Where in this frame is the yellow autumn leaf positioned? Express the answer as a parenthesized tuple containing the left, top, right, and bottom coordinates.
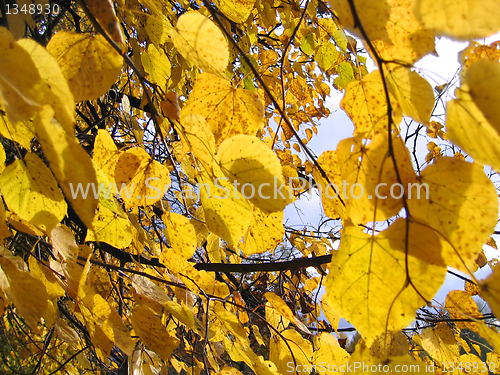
(0, 27, 45, 124)
(407, 157, 498, 273)
(264, 292, 311, 334)
(34, 106, 98, 229)
(0, 200, 12, 241)
(85, 203, 133, 249)
(49, 225, 85, 298)
(446, 87, 500, 173)
(313, 333, 350, 375)
(270, 329, 313, 374)
(328, 0, 392, 43)
(78, 258, 135, 357)
(414, 323, 459, 366)
(413, 0, 500, 40)
(214, 0, 255, 22)
(0, 137, 7, 173)
(321, 295, 341, 332)
(217, 134, 294, 213)
(466, 60, 500, 129)
(17, 39, 75, 134)
(341, 70, 402, 136)
(199, 167, 254, 248)
(28, 256, 65, 300)
(369, 331, 409, 358)
(480, 266, 500, 321)
(163, 300, 197, 330)
(325, 219, 446, 346)
(177, 113, 216, 172)
(445, 290, 483, 330)
(85, 0, 125, 46)
(145, 15, 172, 46)
(180, 267, 231, 299)
(180, 73, 264, 145)
(114, 147, 171, 208)
(371, 0, 435, 65)
(131, 305, 180, 361)
(213, 304, 249, 346)
(0, 255, 48, 332)
(386, 66, 434, 125)
(313, 152, 345, 220)
(46, 32, 123, 101)
(443, 60, 500, 173)
(0, 109, 35, 149)
(0, 152, 66, 234)
(336, 133, 417, 224)
(171, 12, 229, 76)
(141, 44, 171, 89)
(162, 211, 197, 260)
(93, 129, 121, 181)
(242, 206, 284, 256)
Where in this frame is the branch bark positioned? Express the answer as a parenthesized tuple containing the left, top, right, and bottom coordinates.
(194, 254, 332, 272)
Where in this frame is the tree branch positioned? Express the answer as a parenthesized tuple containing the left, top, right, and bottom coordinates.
(194, 254, 332, 272)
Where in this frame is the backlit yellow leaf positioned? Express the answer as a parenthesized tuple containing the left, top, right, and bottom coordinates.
(162, 211, 197, 260)
(446, 85, 500, 173)
(85, 203, 133, 249)
(171, 12, 229, 76)
(28, 256, 65, 300)
(214, 0, 255, 22)
(479, 267, 500, 324)
(0, 27, 45, 124)
(313, 152, 345, 220)
(371, 0, 435, 65)
(131, 305, 180, 361)
(199, 167, 253, 247)
(93, 129, 121, 181)
(242, 206, 284, 256)
(180, 73, 264, 145)
(114, 147, 171, 208)
(270, 329, 313, 373)
(141, 44, 171, 89)
(329, 0, 392, 43)
(0, 255, 48, 331)
(145, 15, 172, 46)
(0, 110, 35, 149)
(46, 32, 123, 101)
(386, 66, 434, 124)
(85, 0, 125, 46)
(325, 219, 446, 346)
(341, 70, 402, 136)
(78, 259, 135, 357)
(217, 134, 294, 213)
(313, 333, 350, 375)
(445, 290, 483, 330)
(214, 304, 249, 346)
(17, 39, 75, 134)
(414, 0, 500, 40)
(164, 300, 197, 330)
(264, 292, 311, 334)
(415, 323, 459, 366)
(407, 157, 498, 273)
(34, 106, 98, 229)
(336, 133, 417, 224)
(466, 61, 500, 130)
(0, 152, 66, 233)
(0, 200, 12, 241)
(178, 113, 216, 172)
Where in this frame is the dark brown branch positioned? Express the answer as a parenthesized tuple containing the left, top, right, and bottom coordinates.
(194, 254, 332, 272)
